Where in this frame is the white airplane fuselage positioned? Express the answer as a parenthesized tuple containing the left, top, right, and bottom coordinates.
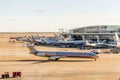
(27, 45, 99, 61)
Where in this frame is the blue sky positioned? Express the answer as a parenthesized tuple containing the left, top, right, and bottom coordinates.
(0, 0, 120, 32)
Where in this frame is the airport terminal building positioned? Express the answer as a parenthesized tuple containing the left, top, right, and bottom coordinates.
(62, 25, 120, 41)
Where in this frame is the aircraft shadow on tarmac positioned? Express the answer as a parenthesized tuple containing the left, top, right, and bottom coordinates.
(0, 59, 94, 64)
(32, 60, 94, 64)
(13, 59, 94, 64)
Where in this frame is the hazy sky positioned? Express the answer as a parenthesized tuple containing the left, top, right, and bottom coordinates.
(0, 0, 120, 32)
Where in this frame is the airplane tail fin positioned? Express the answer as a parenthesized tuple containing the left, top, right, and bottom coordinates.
(25, 44, 38, 54)
(85, 40, 90, 46)
(82, 35, 85, 41)
(114, 33, 120, 46)
(96, 36, 100, 43)
(115, 33, 120, 41)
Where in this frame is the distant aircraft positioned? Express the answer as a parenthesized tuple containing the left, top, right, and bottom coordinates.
(95, 33, 120, 48)
(26, 44, 99, 61)
(10, 36, 26, 41)
(33, 35, 65, 45)
(85, 40, 97, 47)
(57, 40, 85, 48)
(56, 35, 86, 48)
(85, 33, 120, 48)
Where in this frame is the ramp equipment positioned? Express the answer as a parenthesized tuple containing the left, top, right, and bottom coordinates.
(1, 71, 21, 79)
(13, 72, 21, 78)
(1, 72, 9, 78)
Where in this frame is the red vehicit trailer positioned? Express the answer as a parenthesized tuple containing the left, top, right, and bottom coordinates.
(13, 72, 21, 78)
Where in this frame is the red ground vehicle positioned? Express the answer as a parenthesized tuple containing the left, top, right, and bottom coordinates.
(1, 72, 9, 78)
(13, 72, 21, 78)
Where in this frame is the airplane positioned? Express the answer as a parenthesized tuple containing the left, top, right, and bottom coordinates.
(33, 35, 65, 46)
(94, 33, 120, 48)
(56, 35, 86, 48)
(85, 40, 97, 47)
(85, 39, 106, 48)
(28, 35, 85, 48)
(10, 36, 26, 41)
(21, 35, 42, 43)
(85, 33, 120, 53)
(85, 33, 119, 48)
(10, 36, 26, 39)
(57, 40, 85, 48)
(26, 44, 99, 61)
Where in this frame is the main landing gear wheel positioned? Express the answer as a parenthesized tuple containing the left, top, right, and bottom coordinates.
(55, 58, 59, 61)
(48, 58, 60, 61)
(94, 58, 97, 61)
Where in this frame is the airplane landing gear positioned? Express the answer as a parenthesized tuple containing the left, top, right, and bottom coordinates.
(48, 57, 60, 61)
(54, 58, 59, 61)
(94, 58, 97, 61)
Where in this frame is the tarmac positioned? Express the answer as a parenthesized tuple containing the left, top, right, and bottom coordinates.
(0, 34, 120, 80)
